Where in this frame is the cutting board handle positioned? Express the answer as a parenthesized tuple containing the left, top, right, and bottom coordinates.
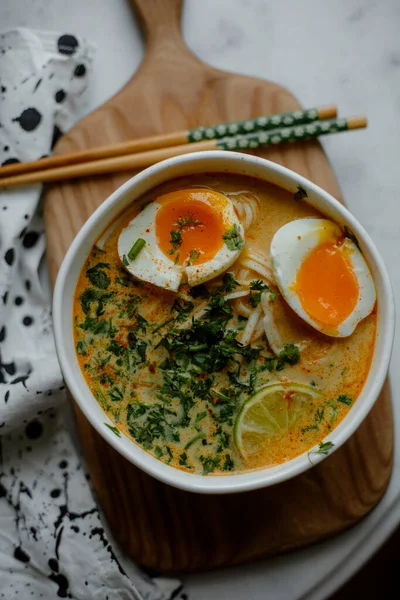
(129, 0, 184, 47)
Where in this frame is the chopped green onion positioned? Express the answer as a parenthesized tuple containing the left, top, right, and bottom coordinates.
(188, 343, 208, 352)
(128, 238, 146, 261)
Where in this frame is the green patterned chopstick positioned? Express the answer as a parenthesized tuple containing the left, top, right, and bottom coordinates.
(214, 115, 367, 151)
(187, 105, 337, 142)
(0, 115, 367, 188)
(0, 105, 337, 180)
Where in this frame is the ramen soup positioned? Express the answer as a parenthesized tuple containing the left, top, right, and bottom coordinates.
(73, 174, 377, 476)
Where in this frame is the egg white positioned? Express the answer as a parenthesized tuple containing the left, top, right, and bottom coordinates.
(270, 218, 376, 337)
(118, 194, 244, 291)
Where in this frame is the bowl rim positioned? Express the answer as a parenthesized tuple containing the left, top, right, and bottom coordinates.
(53, 150, 395, 494)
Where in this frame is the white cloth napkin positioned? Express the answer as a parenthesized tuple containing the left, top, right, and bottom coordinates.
(0, 28, 187, 600)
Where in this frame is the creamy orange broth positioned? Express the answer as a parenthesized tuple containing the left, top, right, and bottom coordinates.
(73, 174, 376, 475)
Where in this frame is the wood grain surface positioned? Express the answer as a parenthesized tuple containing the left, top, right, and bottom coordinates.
(43, 0, 393, 573)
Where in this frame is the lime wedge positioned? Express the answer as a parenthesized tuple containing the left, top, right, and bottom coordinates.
(234, 383, 322, 457)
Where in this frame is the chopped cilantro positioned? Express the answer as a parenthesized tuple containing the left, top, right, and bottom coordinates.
(79, 316, 117, 337)
(343, 226, 361, 251)
(168, 229, 183, 256)
(128, 331, 147, 362)
(108, 386, 124, 402)
(154, 446, 163, 459)
(249, 279, 269, 307)
(308, 440, 335, 464)
(80, 288, 113, 317)
(171, 297, 194, 322)
(104, 423, 121, 437)
(222, 454, 234, 471)
(187, 249, 200, 265)
(278, 343, 300, 366)
(222, 223, 244, 251)
(200, 455, 220, 475)
(294, 185, 308, 201)
(336, 394, 353, 406)
(115, 274, 132, 287)
(165, 446, 173, 463)
(221, 272, 239, 293)
(127, 403, 175, 449)
(315, 441, 335, 455)
(179, 451, 189, 467)
(134, 312, 148, 332)
(76, 340, 87, 356)
(195, 411, 207, 424)
(86, 263, 111, 289)
(174, 214, 202, 228)
(249, 280, 279, 307)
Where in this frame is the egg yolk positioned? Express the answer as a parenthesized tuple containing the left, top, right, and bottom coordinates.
(155, 189, 226, 265)
(294, 241, 359, 328)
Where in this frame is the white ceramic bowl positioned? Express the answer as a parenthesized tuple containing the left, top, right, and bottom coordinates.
(53, 151, 395, 494)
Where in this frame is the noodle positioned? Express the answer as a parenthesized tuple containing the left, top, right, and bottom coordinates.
(225, 190, 260, 232)
(178, 302, 208, 329)
(234, 298, 252, 317)
(239, 257, 274, 283)
(250, 313, 265, 343)
(241, 305, 263, 346)
(261, 293, 305, 355)
(224, 290, 250, 301)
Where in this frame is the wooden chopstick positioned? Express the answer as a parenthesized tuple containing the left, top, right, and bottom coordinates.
(0, 116, 367, 189)
(0, 105, 337, 178)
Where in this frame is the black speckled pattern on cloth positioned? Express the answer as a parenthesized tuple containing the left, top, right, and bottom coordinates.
(0, 29, 186, 600)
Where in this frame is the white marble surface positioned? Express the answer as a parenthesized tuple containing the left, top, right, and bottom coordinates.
(1, 0, 400, 598)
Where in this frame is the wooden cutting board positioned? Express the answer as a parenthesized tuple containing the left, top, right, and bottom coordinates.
(43, 0, 393, 573)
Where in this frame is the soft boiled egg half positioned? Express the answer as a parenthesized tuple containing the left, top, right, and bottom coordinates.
(118, 188, 244, 291)
(270, 218, 376, 337)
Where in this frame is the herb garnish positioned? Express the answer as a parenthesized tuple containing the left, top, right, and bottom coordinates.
(343, 226, 361, 251)
(168, 229, 183, 257)
(249, 279, 279, 307)
(222, 223, 244, 251)
(222, 454, 234, 471)
(168, 213, 203, 259)
(294, 185, 308, 202)
(108, 386, 124, 402)
(336, 394, 353, 406)
(127, 403, 176, 450)
(105, 423, 121, 437)
(308, 440, 335, 464)
(76, 340, 87, 356)
(80, 288, 113, 317)
(315, 441, 335, 455)
(86, 263, 111, 289)
(174, 214, 202, 228)
(128, 238, 146, 261)
(277, 343, 300, 366)
(200, 455, 220, 475)
(154, 446, 163, 458)
(220, 272, 239, 293)
(179, 451, 189, 467)
(187, 249, 200, 265)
